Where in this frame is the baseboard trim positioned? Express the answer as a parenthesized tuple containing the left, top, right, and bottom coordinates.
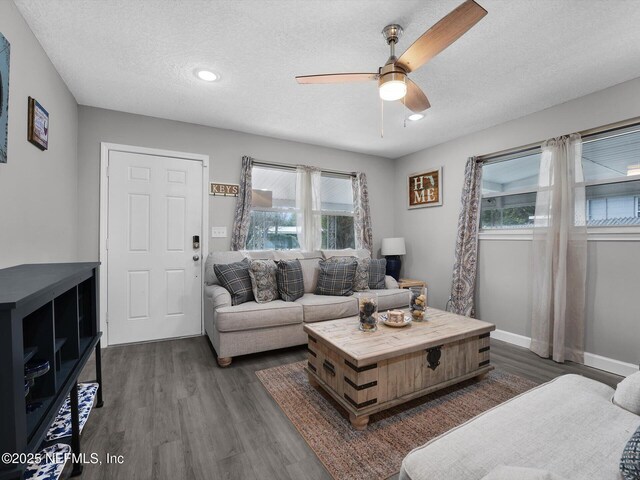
(583, 352, 638, 377)
(491, 329, 638, 377)
(491, 329, 531, 349)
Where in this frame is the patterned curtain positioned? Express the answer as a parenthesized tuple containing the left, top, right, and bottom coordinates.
(230, 156, 253, 251)
(450, 157, 483, 317)
(352, 172, 373, 252)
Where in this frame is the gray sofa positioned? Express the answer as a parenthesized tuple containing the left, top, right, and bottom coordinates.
(400, 374, 640, 480)
(203, 249, 410, 367)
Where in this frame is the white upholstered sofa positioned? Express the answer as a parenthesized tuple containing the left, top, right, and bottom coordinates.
(400, 373, 640, 480)
(203, 249, 410, 367)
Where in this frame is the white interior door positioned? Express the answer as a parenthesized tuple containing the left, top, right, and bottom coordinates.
(107, 150, 203, 345)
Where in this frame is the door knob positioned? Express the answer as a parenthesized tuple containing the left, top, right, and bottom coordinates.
(193, 254, 200, 261)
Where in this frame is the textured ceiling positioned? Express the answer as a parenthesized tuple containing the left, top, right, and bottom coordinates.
(15, 0, 640, 159)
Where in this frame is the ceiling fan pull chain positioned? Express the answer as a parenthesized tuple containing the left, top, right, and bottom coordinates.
(380, 97, 384, 138)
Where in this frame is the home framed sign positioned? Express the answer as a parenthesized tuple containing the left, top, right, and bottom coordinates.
(407, 167, 443, 209)
(27, 96, 49, 151)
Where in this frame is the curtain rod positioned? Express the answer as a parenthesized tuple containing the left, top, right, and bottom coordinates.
(251, 159, 356, 177)
(476, 115, 640, 163)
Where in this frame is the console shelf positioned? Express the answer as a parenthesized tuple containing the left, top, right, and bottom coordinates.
(0, 263, 103, 480)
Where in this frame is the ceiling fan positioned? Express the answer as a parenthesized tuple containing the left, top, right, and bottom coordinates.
(295, 0, 487, 114)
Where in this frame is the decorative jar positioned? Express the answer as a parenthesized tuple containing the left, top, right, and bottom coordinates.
(410, 286, 427, 322)
(357, 292, 378, 332)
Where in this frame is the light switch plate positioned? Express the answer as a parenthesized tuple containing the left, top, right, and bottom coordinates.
(211, 227, 227, 238)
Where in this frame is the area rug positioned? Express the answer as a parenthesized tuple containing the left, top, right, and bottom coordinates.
(256, 361, 538, 480)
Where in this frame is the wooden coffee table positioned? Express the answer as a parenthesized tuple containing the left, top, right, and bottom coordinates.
(304, 308, 495, 430)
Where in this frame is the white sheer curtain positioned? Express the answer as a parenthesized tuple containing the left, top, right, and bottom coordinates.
(530, 134, 587, 363)
(296, 166, 322, 251)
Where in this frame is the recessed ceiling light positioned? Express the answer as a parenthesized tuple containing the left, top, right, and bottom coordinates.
(408, 113, 425, 122)
(196, 70, 219, 82)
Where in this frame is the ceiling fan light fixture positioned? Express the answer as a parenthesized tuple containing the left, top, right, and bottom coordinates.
(378, 72, 407, 101)
(408, 113, 425, 121)
(196, 70, 219, 82)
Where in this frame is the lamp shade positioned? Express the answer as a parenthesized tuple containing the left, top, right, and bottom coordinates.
(381, 237, 406, 256)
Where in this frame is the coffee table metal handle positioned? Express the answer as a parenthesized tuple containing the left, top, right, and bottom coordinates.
(323, 360, 336, 377)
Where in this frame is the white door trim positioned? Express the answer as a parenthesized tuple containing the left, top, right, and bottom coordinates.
(99, 142, 209, 347)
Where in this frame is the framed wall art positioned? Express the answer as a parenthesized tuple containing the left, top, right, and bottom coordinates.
(408, 167, 443, 209)
(0, 32, 9, 163)
(27, 96, 49, 151)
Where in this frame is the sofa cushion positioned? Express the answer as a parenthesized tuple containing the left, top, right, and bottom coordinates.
(300, 258, 321, 293)
(295, 294, 358, 323)
(276, 259, 305, 302)
(324, 256, 370, 292)
(205, 251, 246, 285)
(385, 275, 399, 289)
(400, 374, 640, 480)
(376, 288, 411, 311)
(621, 426, 640, 480)
(273, 249, 305, 260)
(248, 259, 279, 303)
(215, 300, 303, 332)
(369, 258, 387, 289)
(316, 259, 357, 296)
(614, 371, 640, 416)
(321, 248, 370, 259)
(481, 466, 568, 480)
(242, 250, 275, 260)
(214, 258, 254, 306)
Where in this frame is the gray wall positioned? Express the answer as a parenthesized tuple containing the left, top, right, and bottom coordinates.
(0, 1, 78, 268)
(394, 77, 640, 366)
(76, 106, 396, 260)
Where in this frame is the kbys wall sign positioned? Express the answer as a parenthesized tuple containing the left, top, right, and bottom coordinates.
(407, 167, 443, 209)
(210, 182, 239, 197)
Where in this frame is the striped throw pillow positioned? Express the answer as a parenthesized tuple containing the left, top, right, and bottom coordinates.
(368, 258, 387, 289)
(276, 259, 304, 302)
(315, 259, 357, 296)
(214, 258, 254, 306)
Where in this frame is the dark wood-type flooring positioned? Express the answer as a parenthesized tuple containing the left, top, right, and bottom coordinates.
(77, 336, 622, 480)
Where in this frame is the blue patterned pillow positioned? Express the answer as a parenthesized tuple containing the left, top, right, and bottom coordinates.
(276, 259, 304, 302)
(621, 426, 640, 480)
(316, 259, 357, 296)
(368, 258, 387, 289)
(214, 258, 254, 306)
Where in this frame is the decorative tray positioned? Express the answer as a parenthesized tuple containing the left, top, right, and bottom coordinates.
(380, 313, 412, 328)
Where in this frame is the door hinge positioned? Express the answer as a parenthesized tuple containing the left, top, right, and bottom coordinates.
(105, 237, 109, 250)
(105, 312, 109, 324)
(106, 164, 110, 177)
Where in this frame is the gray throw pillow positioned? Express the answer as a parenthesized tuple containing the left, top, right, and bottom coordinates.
(276, 259, 304, 302)
(316, 259, 357, 296)
(325, 256, 370, 292)
(368, 258, 387, 289)
(614, 371, 640, 415)
(621, 426, 640, 480)
(213, 258, 254, 306)
(248, 259, 279, 304)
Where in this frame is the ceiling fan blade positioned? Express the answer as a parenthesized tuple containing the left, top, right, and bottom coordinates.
(396, 0, 487, 73)
(404, 79, 431, 113)
(296, 73, 378, 84)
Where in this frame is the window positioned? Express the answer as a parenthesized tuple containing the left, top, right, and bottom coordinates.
(582, 125, 640, 226)
(320, 174, 355, 249)
(246, 165, 355, 250)
(480, 123, 640, 230)
(246, 166, 298, 250)
(480, 152, 540, 229)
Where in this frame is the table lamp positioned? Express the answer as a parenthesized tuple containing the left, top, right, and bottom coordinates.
(381, 237, 406, 281)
